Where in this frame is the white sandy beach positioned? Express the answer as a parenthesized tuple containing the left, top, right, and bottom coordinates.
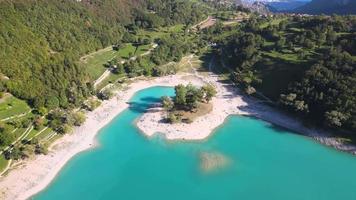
(138, 69, 356, 153)
(136, 72, 249, 140)
(0, 68, 355, 200)
(137, 68, 356, 154)
(0, 73, 206, 200)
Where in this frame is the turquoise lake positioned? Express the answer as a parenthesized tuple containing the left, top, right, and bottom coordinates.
(33, 86, 356, 200)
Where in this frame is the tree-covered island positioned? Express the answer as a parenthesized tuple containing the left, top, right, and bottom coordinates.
(161, 84, 217, 123)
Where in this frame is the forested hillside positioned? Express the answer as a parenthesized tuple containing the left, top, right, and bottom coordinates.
(0, 0, 207, 168)
(0, 0, 206, 110)
(203, 15, 356, 132)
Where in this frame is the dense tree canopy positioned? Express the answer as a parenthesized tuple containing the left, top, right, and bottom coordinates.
(0, 0, 206, 110)
(204, 15, 356, 132)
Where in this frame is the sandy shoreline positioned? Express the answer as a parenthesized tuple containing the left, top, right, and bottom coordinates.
(0, 74, 203, 200)
(0, 70, 355, 200)
(136, 70, 356, 154)
(136, 73, 249, 140)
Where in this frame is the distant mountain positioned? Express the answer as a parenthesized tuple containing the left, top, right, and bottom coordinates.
(267, 1, 309, 11)
(295, 0, 356, 14)
(240, 0, 310, 12)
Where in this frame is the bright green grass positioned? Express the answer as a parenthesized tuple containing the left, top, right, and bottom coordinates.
(13, 127, 27, 139)
(116, 43, 136, 59)
(35, 128, 54, 141)
(137, 24, 184, 39)
(96, 73, 126, 91)
(263, 51, 302, 62)
(139, 57, 155, 69)
(117, 43, 152, 59)
(213, 28, 239, 41)
(0, 156, 8, 174)
(259, 18, 285, 29)
(0, 95, 31, 120)
(135, 44, 151, 55)
(255, 52, 311, 100)
(0, 127, 26, 151)
(80, 47, 116, 80)
(83, 43, 153, 80)
(83, 24, 184, 81)
(24, 127, 46, 140)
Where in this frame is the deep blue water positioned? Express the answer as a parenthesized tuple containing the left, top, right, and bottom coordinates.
(33, 86, 356, 200)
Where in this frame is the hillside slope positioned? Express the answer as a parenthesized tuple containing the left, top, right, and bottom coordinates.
(0, 0, 206, 109)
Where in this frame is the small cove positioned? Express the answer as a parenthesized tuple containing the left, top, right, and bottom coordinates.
(33, 86, 356, 200)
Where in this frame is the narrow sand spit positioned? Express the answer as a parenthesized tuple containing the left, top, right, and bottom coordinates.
(0, 69, 355, 200)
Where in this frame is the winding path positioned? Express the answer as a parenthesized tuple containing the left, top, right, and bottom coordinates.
(93, 43, 158, 88)
(0, 110, 32, 122)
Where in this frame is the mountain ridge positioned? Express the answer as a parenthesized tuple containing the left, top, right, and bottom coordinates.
(294, 0, 356, 14)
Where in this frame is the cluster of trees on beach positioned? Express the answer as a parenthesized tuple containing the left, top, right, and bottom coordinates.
(203, 14, 356, 132)
(161, 84, 217, 123)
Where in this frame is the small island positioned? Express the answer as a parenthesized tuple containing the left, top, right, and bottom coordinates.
(136, 79, 250, 141)
(161, 84, 217, 124)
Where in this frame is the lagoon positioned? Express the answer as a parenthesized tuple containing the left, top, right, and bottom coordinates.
(33, 86, 356, 200)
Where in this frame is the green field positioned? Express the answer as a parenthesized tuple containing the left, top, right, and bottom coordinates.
(259, 18, 286, 29)
(252, 48, 314, 100)
(34, 128, 54, 141)
(0, 95, 31, 120)
(255, 56, 310, 100)
(82, 24, 185, 82)
(95, 73, 126, 91)
(81, 47, 116, 80)
(137, 24, 184, 39)
(117, 43, 151, 59)
(82, 43, 153, 80)
(0, 155, 8, 174)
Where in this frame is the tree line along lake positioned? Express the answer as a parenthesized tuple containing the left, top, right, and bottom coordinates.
(33, 86, 356, 200)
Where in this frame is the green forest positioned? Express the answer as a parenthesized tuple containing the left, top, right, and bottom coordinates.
(0, 0, 355, 172)
(0, 0, 207, 110)
(203, 15, 356, 133)
(0, 0, 207, 168)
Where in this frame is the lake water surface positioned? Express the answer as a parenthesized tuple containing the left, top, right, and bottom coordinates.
(33, 86, 356, 200)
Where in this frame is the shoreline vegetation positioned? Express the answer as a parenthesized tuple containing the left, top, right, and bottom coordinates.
(0, 0, 209, 175)
(0, 59, 355, 199)
(0, 0, 355, 199)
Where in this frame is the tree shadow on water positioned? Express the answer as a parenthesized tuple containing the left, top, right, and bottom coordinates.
(127, 102, 152, 113)
(139, 97, 161, 103)
(128, 96, 162, 113)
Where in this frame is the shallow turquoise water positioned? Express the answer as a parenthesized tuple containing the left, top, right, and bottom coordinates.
(33, 86, 356, 200)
